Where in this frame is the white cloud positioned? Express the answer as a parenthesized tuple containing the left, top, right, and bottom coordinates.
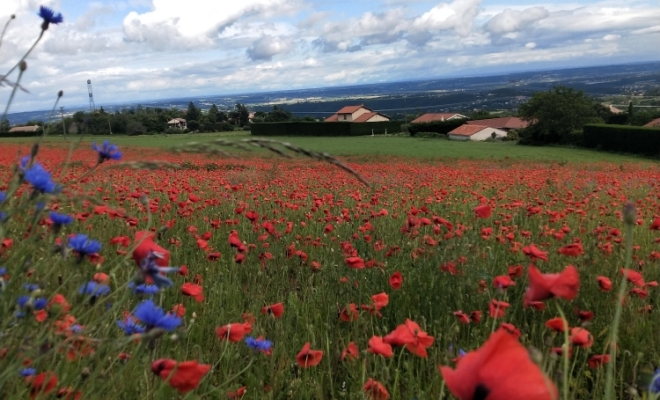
(525, 42, 537, 49)
(410, 0, 481, 38)
(246, 35, 293, 61)
(485, 7, 549, 35)
(602, 34, 621, 41)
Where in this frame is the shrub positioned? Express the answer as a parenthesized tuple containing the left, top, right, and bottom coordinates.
(582, 124, 660, 156)
(415, 132, 447, 139)
(250, 121, 402, 136)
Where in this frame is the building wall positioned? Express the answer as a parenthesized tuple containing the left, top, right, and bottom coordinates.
(469, 128, 507, 141)
(365, 114, 389, 122)
(448, 134, 470, 141)
(351, 108, 370, 121)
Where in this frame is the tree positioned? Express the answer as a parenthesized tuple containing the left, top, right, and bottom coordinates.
(264, 106, 292, 122)
(187, 120, 200, 132)
(185, 101, 201, 122)
(232, 103, 249, 126)
(518, 85, 600, 144)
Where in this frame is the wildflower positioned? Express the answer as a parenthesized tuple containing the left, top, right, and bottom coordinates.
(181, 282, 204, 302)
(26, 371, 58, 399)
(68, 234, 102, 260)
(138, 251, 179, 289)
(345, 256, 365, 269)
(596, 276, 612, 291)
(523, 265, 579, 307)
(38, 6, 63, 30)
(488, 299, 510, 318)
(261, 302, 284, 318)
(389, 271, 403, 289)
(133, 299, 181, 331)
(245, 336, 272, 352)
(545, 317, 568, 332)
(569, 327, 594, 348)
(620, 269, 645, 287)
(367, 336, 393, 358)
(22, 162, 60, 194)
(339, 303, 359, 322)
(341, 342, 359, 361)
(92, 141, 122, 163)
(132, 231, 170, 267)
(0, 191, 5, 203)
(116, 317, 146, 335)
(364, 378, 390, 400)
(49, 212, 73, 232)
(20, 368, 36, 377)
(439, 330, 558, 400)
(522, 244, 549, 262)
(228, 386, 247, 399)
(129, 282, 160, 295)
(384, 319, 434, 357)
(215, 323, 251, 342)
(151, 359, 211, 394)
(296, 342, 323, 368)
(78, 281, 110, 297)
(588, 354, 610, 368)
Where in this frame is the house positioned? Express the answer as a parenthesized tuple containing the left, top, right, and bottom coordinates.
(325, 105, 390, 122)
(448, 125, 507, 141)
(466, 117, 528, 132)
(410, 113, 468, 123)
(167, 118, 187, 129)
(8, 125, 41, 133)
(643, 118, 660, 128)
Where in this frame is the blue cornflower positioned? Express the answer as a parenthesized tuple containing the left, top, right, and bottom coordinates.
(139, 251, 179, 289)
(78, 281, 110, 297)
(116, 318, 146, 335)
(92, 141, 122, 163)
(49, 211, 73, 231)
(649, 368, 660, 394)
(33, 298, 47, 310)
(38, 5, 63, 30)
(129, 282, 160, 295)
(69, 324, 84, 334)
(19, 368, 36, 377)
(0, 267, 6, 275)
(245, 336, 273, 352)
(22, 162, 60, 194)
(68, 234, 102, 256)
(23, 283, 39, 292)
(17, 295, 30, 308)
(0, 191, 5, 203)
(132, 299, 181, 331)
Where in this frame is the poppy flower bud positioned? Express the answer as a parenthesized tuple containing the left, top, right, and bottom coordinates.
(623, 202, 636, 225)
(58, 90, 63, 98)
(19, 61, 27, 71)
(139, 195, 149, 206)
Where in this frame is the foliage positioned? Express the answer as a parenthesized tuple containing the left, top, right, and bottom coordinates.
(263, 105, 293, 123)
(518, 85, 600, 144)
(407, 119, 466, 136)
(582, 123, 660, 156)
(187, 120, 200, 132)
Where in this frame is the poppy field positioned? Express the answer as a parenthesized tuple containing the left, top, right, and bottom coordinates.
(1, 140, 660, 400)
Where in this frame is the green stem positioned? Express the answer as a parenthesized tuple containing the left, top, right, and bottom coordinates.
(556, 305, 570, 400)
(1, 29, 44, 80)
(604, 222, 633, 400)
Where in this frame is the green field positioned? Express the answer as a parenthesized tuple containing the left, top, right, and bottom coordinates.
(0, 132, 654, 164)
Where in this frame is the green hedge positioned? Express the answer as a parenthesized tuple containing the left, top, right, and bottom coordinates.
(408, 120, 466, 136)
(582, 124, 660, 156)
(250, 121, 402, 137)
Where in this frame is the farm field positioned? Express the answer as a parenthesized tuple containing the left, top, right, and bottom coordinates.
(0, 132, 654, 164)
(0, 139, 659, 399)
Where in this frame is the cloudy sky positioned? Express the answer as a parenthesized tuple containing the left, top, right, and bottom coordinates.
(1, 0, 659, 113)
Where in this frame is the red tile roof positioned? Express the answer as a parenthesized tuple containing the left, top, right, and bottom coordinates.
(467, 117, 528, 129)
(353, 112, 389, 122)
(8, 125, 41, 132)
(324, 114, 339, 122)
(337, 104, 370, 114)
(411, 113, 466, 123)
(448, 124, 489, 136)
(644, 118, 660, 128)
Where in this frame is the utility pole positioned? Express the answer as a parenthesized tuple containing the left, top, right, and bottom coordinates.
(59, 106, 67, 141)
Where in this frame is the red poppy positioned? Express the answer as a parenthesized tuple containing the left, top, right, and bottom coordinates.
(488, 299, 510, 318)
(296, 342, 323, 368)
(569, 327, 593, 348)
(362, 292, 389, 316)
(132, 231, 170, 267)
(151, 359, 211, 394)
(227, 386, 246, 399)
(620, 269, 645, 287)
(367, 336, 393, 358)
(48, 293, 70, 313)
(261, 303, 284, 318)
(588, 354, 610, 368)
(389, 271, 403, 289)
(498, 323, 521, 339)
(339, 303, 359, 322)
(215, 323, 251, 342)
(470, 310, 482, 323)
(345, 256, 365, 269)
(596, 276, 612, 291)
(523, 265, 579, 307)
(522, 244, 549, 262)
(545, 317, 568, 332)
(364, 378, 390, 400)
(439, 330, 557, 400)
(454, 310, 470, 324)
(493, 275, 515, 289)
(384, 319, 434, 357)
(341, 342, 359, 361)
(26, 372, 58, 399)
(172, 304, 186, 317)
(181, 283, 204, 303)
(557, 243, 584, 257)
(474, 205, 492, 218)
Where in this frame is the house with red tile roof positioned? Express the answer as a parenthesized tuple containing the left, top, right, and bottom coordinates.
(643, 118, 660, 128)
(325, 105, 390, 123)
(448, 125, 507, 141)
(466, 116, 528, 132)
(411, 113, 467, 123)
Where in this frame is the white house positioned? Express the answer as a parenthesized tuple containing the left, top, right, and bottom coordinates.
(448, 124, 507, 141)
(167, 118, 187, 129)
(325, 105, 390, 122)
